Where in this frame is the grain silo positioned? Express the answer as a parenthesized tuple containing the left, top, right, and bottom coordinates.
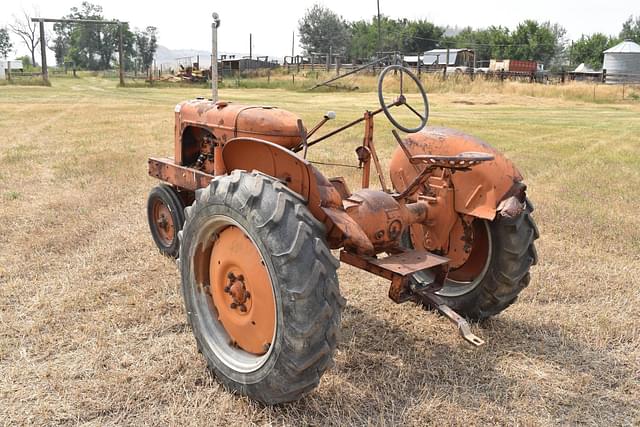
(603, 40, 640, 84)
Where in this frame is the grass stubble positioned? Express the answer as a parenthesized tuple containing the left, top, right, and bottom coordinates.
(0, 77, 638, 426)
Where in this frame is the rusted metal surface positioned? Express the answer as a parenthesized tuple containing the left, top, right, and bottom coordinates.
(389, 127, 524, 220)
(148, 157, 214, 191)
(209, 225, 275, 355)
(344, 189, 427, 253)
(181, 101, 304, 149)
(340, 249, 449, 303)
(150, 198, 175, 246)
(222, 137, 313, 201)
(388, 127, 526, 270)
(174, 101, 305, 170)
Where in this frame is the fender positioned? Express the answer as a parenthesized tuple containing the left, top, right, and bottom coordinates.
(222, 137, 374, 253)
(389, 127, 525, 220)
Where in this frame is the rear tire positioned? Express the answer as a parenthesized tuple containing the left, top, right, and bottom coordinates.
(411, 200, 538, 320)
(179, 170, 344, 404)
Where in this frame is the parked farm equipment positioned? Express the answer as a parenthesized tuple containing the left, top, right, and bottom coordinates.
(146, 21, 538, 404)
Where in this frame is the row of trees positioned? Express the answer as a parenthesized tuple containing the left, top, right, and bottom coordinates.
(299, 6, 444, 62)
(4, 2, 157, 73)
(298, 4, 640, 69)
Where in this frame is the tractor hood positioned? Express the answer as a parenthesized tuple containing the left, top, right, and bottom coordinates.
(176, 99, 304, 149)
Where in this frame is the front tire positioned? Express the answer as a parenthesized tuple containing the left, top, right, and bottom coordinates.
(179, 171, 344, 404)
(147, 184, 185, 258)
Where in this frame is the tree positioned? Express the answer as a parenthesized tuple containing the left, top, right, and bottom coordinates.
(9, 9, 40, 67)
(135, 26, 157, 73)
(620, 15, 640, 43)
(570, 33, 618, 69)
(298, 4, 350, 55)
(349, 16, 443, 60)
(0, 28, 13, 60)
(403, 19, 444, 53)
(449, 26, 511, 64)
(508, 20, 565, 66)
(51, 2, 136, 70)
(17, 55, 32, 70)
(349, 19, 377, 59)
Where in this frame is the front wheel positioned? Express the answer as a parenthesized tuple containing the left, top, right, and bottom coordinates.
(147, 184, 185, 258)
(410, 200, 538, 320)
(179, 171, 344, 404)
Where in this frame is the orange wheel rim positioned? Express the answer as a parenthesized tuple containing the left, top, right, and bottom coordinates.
(447, 220, 490, 282)
(209, 225, 276, 355)
(152, 199, 175, 246)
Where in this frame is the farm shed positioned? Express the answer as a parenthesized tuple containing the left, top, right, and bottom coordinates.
(603, 40, 640, 84)
(0, 60, 24, 79)
(422, 49, 474, 67)
(220, 58, 278, 73)
(568, 63, 602, 82)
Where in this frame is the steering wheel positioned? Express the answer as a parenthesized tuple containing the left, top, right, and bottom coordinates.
(377, 65, 429, 133)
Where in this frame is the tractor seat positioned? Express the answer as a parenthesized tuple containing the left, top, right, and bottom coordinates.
(409, 151, 494, 169)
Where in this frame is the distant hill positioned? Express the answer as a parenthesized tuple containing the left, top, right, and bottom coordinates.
(155, 45, 211, 67)
(154, 45, 282, 68)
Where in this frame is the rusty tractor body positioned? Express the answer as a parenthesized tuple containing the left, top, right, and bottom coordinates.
(146, 64, 538, 404)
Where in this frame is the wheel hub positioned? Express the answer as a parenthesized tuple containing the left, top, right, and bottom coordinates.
(209, 226, 275, 355)
(224, 272, 250, 312)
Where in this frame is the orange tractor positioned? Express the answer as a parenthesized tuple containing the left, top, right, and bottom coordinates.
(146, 64, 538, 403)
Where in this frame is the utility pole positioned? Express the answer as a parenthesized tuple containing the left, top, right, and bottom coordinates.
(444, 47, 450, 80)
(118, 23, 124, 86)
(249, 33, 252, 71)
(211, 12, 220, 101)
(39, 20, 48, 85)
(291, 31, 295, 59)
(377, 0, 381, 55)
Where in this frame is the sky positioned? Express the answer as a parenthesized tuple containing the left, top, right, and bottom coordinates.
(1, 0, 637, 61)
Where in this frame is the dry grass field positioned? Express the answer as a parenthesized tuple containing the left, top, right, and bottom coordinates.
(1, 76, 639, 426)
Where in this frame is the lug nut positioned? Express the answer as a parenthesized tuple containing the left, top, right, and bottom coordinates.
(230, 302, 237, 309)
(239, 304, 247, 313)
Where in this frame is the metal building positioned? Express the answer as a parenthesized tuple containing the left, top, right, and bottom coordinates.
(603, 40, 640, 84)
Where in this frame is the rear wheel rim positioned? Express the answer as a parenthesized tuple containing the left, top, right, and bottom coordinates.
(412, 219, 492, 297)
(190, 216, 277, 373)
(438, 220, 492, 297)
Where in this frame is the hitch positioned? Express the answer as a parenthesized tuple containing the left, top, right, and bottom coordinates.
(410, 285, 485, 347)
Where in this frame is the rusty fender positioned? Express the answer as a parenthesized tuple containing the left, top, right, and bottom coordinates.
(389, 127, 527, 220)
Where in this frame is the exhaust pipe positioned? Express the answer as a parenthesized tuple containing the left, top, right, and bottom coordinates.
(211, 12, 221, 102)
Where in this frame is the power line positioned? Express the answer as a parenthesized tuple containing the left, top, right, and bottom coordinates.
(406, 34, 560, 48)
